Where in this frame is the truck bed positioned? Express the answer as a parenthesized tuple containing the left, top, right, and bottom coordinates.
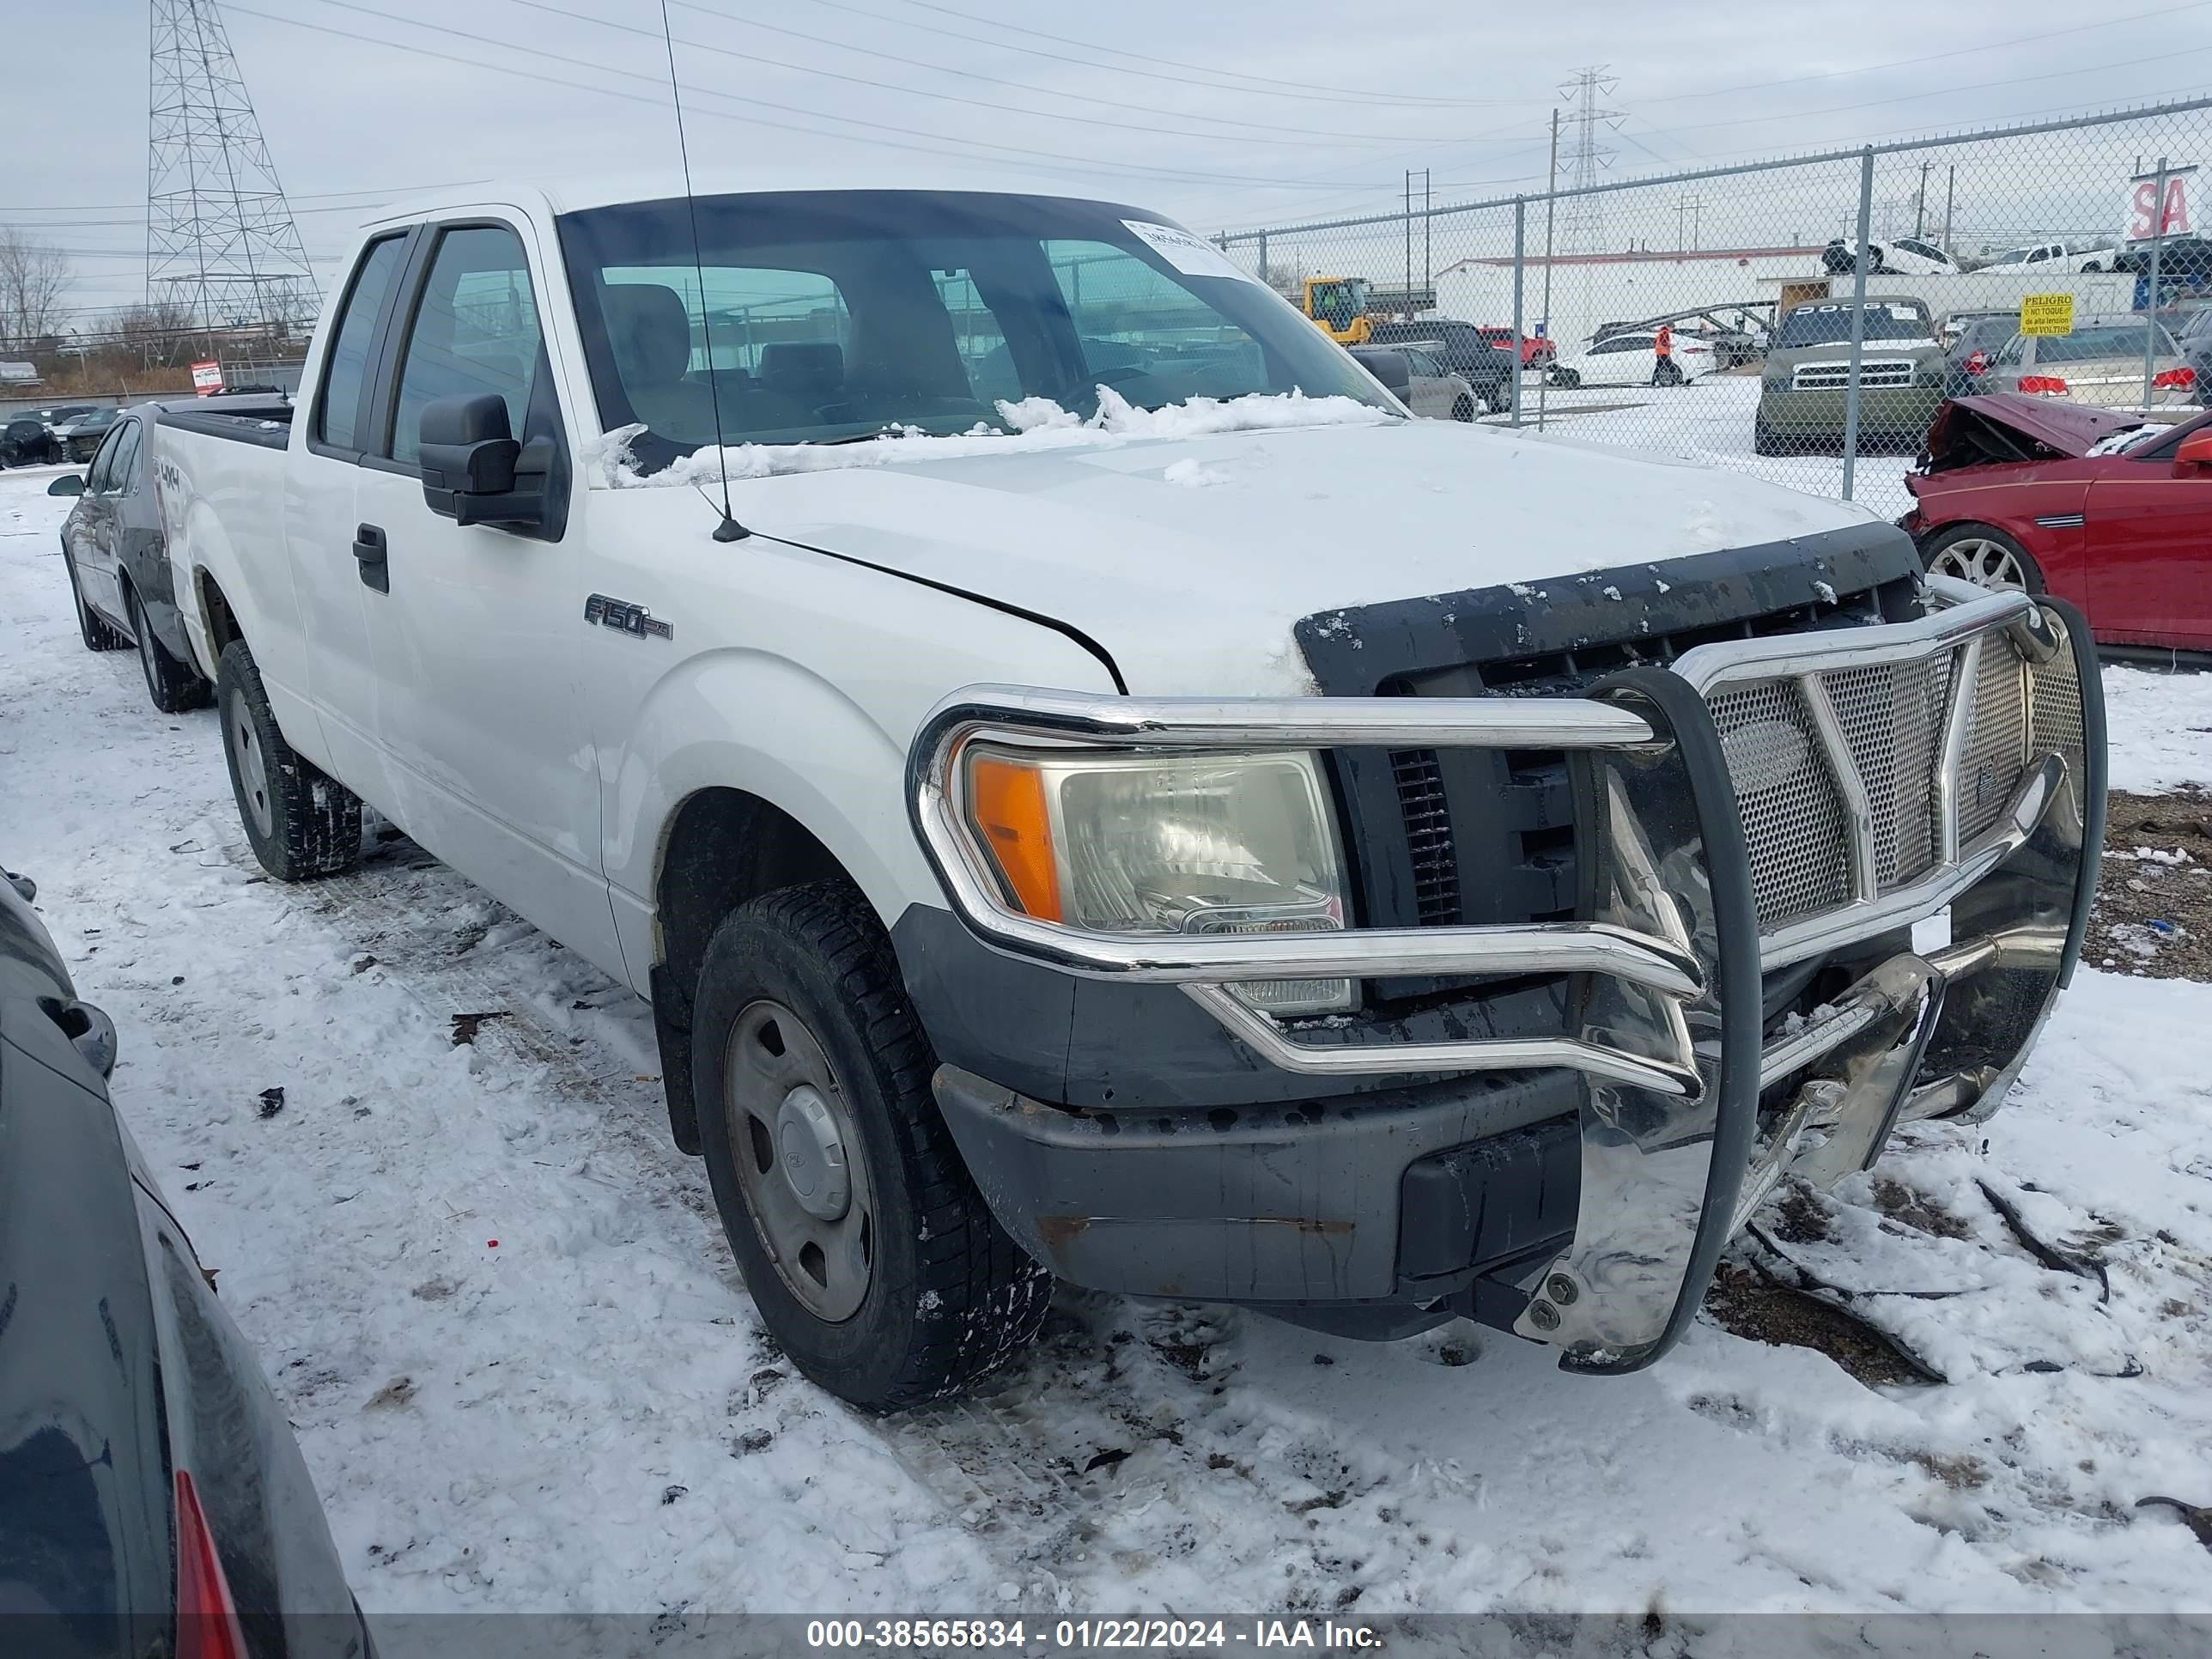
(155, 398, 295, 451)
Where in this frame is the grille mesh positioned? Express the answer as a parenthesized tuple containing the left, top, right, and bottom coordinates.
(2030, 632, 2085, 763)
(1825, 658, 1953, 888)
(1710, 628, 2045, 933)
(1960, 635, 2028, 843)
(1709, 679, 1851, 928)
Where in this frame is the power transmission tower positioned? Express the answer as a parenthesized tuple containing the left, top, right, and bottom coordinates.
(146, 0, 319, 354)
(1557, 66, 1620, 256)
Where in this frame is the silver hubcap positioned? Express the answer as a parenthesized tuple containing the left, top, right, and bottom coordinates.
(1932, 537, 2029, 592)
(724, 1000, 873, 1322)
(229, 695, 275, 840)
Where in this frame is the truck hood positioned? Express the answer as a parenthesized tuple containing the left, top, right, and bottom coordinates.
(723, 418, 1884, 695)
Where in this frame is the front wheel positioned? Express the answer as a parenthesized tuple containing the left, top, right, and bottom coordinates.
(1920, 523, 2045, 594)
(1549, 366, 1581, 389)
(1452, 395, 1475, 422)
(216, 639, 362, 880)
(691, 880, 1050, 1412)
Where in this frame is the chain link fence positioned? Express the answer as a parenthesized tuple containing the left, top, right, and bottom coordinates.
(1217, 97, 2212, 521)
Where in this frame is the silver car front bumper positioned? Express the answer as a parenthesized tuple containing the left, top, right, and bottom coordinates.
(907, 586, 2104, 1372)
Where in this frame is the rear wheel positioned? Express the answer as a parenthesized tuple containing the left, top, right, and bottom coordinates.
(691, 880, 1050, 1412)
(1920, 523, 2045, 594)
(216, 639, 362, 880)
(64, 550, 128, 652)
(1451, 395, 1475, 422)
(130, 585, 211, 714)
(1550, 366, 1582, 389)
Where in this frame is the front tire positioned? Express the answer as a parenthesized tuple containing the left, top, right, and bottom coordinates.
(216, 639, 362, 880)
(691, 880, 1050, 1412)
(1452, 395, 1475, 422)
(130, 585, 211, 714)
(1550, 367, 1582, 389)
(1920, 523, 2045, 594)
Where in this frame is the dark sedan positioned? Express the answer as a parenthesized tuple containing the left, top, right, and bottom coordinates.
(54, 406, 123, 463)
(0, 867, 368, 1658)
(0, 414, 63, 467)
(52, 404, 213, 713)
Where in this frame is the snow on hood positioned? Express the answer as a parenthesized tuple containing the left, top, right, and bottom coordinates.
(586, 388, 1395, 489)
(592, 397, 1890, 697)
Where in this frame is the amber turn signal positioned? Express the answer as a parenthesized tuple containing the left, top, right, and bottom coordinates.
(965, 752, 1063, 921)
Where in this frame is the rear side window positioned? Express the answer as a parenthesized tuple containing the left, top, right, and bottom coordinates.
(316, 234, 408, 451)
(387, 225, 543, 466)
(107, 421, 143, 495)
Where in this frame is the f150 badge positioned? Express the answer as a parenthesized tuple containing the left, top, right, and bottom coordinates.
(584, 594, 672, 641)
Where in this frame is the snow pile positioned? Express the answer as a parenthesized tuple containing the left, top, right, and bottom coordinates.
(2104, 664, 2212, 793)
(588, 387, 1392, 489)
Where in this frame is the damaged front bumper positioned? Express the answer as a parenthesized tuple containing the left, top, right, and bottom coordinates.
(906, 586, 2105, 1372)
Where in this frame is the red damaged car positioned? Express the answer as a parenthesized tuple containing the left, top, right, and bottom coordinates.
(1902, 392, 2212, 651)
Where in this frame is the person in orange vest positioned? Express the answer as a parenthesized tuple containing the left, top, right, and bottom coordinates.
(1653, 322, 1676, 386)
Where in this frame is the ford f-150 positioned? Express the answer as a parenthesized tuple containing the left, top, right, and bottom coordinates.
(147, 180, 2106, 1412)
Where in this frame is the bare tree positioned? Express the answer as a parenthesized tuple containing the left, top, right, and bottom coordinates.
(0, 228, 73, 353)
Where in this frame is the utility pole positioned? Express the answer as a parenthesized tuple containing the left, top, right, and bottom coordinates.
(1942, 166, 1956, 252)
(1914, 161, 1930, 239)
(1422, 168, 1431, 305)
(1404, 170, 1413, 319)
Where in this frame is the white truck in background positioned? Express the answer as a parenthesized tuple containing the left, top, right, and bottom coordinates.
(149, 179, 2103, 1412)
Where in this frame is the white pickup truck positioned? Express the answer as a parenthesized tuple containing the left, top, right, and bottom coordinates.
(151, 179, 2105, 1411)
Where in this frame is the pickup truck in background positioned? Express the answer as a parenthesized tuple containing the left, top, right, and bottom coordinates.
(149, 181, 2105, 1413)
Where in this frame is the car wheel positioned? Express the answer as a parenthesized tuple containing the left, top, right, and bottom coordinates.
(64, 550, 129, 651)
(216, 639, 363, 880)
(1753, 421, 1789, 457)
(1920, 524, 2045, 594)
(1452, 396, 1475, 422)
(129, 584, 212, 714)
(1550, 367, 1581, 389)
(690, 879, 1051, 1413)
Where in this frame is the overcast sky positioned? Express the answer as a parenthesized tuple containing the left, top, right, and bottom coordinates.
(15, 0, 2212, 316)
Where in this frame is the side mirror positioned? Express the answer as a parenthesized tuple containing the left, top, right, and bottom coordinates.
(46, 474, 84, 497)
(419, 393, 540, 528)
(1359, 349, 1413, 394)
(2176, 430, 2212, 472)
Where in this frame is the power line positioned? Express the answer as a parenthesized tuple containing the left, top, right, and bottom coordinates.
(660, 0, 1496, 144)
(799, 0, 1504, 109)
(233, 0, 1462, 192)
(878, 0, 1503, 106)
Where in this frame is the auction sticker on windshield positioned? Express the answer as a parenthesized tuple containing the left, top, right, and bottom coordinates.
(1122, 220, 1262, 285)
(2021, 293, 2075, 337)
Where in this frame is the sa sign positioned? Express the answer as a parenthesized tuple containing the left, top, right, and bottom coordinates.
(2127, 172, 2192, 241)
(190, 360, 224, 396)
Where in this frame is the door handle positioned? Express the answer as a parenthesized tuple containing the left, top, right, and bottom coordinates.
(353, 522, 389, 593)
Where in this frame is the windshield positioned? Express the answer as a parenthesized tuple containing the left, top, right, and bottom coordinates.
(1777, 301, 1934, 349)
(556, 191, 1391, 471)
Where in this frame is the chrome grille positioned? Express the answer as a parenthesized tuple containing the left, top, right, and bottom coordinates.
(1792, 358, 1916, 390)
(1708, 627, 2039, 933)
(1960, 635, 2028, 843)
(1709, 679, 1850, 928)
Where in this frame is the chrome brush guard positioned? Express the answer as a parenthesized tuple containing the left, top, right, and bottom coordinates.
(907, 586, 2105, 1373)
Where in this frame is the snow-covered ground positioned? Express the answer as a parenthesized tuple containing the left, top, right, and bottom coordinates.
(1492, 373, 1918, 520)
(3, 462, 2210, 1624)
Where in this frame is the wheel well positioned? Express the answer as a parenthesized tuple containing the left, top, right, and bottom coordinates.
(198, 570, 242, 657)
(654, 787, 848, 997)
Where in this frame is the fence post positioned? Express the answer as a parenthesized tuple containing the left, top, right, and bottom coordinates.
(1840, 148, 1875, 502)
(1510, 198, 1526, 428)
(1258, 230, 1268, 290)
(2142, 156, 2170, 409)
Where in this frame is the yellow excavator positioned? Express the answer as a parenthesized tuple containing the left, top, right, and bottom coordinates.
(1300, 276, 1374, 344)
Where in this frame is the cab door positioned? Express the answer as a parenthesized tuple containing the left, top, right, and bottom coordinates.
(284, 229, 417, 789)
(348, 217, 620, 976)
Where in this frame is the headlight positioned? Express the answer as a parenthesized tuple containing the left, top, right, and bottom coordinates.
(961, 745, 1354, 1015)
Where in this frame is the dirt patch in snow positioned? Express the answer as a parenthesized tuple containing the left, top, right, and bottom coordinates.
(2088, 789, 2212, 982)
(1702, 1261, 1938, 1388)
